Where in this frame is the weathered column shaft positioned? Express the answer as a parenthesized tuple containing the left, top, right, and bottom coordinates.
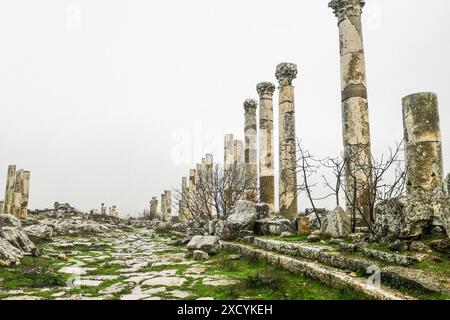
(276, 63, 298, 219)
(12, 192, 22, 218)
(160, 193, 166, 220)
(257, 82, 276, 211)
(224, 134, 234, 171)
(205, 153, 214, 215)
(329, 0, 372, 221)
(15, 170, 30, 219)
(233, 140, 244, 165)
(179, 177, 190, 222)
(163, 190, 172, 222)
(244, 99, 258, 201)
(150, 196, 158, 220)
(402, 92, 444, 193)
(4, 165, 16, 214)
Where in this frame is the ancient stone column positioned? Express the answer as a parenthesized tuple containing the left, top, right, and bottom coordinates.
(0, 201, 4, 214)
(224, 134, 234, 207)
(224, 134, 234, 171)
(12, 192, 22, 218)
(233, 140, 244, 165)
(257, 82, 276, 211)
(150, 196, 158, 220)
(101, 203, 106, 215)
(402, 92, 444, 194)
(163, 190, 172, 222)
(205, 154, 214, 215)
(244, 99, 258, 201)
(189, 169, 196, 191)
(276, 63, 298, 219)
(160, 193, 166, 220)
(179, 177, 190, 222)
(329, 0, 373, 221)
(4, 165, 16, 214)
(15, 170, 30, 219)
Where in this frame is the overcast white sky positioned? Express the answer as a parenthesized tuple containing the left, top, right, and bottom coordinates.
(1, 0, 449, 216)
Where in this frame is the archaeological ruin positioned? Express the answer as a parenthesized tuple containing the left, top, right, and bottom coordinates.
(1, 0, 449, 302)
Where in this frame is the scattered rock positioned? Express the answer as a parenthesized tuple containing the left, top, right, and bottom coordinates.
(1, 226, 36, 253)
(23, 225, 53, 242)
(186, 236, 220, 254)
(254, 217, 294, 236)
(193, 250, 209, 260)
(410, 241, 432, 254)
(320, 207, 351, 238)
(0, 214, 22, 228)
(297, 217, 310, 235)
(348, 233, 366, 243)
(429, 239, 450, 255)
(388, 240, 409, 252)
(0, 238, 23, 265)
(307, 235, 320, 243)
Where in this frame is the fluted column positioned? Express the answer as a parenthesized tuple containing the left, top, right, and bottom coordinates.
(276, 63, 298, 219)
(4, 165, 16, 214)
(257, 82, 276, 211)
(402, 92, 444, 194)
(244, 99, 258, 201)
(329, 0, 372, 222)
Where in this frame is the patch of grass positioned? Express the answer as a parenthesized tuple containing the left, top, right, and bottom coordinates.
(0, 256, 68, 289)
(180, 251, 368, 300)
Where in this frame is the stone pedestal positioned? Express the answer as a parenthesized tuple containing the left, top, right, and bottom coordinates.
(257, 82, 276, 211)
(244, 99, 258, 201)
(329, 0, 373, 222)
(402, 92, 444, 193)
(276, 63, 298, 219)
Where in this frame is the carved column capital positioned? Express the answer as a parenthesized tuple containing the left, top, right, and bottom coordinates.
(257, 82, 276, 96)
(243, 98, 257, 111)
(329, 0, 365, 21)
(275, 63, 298, 86)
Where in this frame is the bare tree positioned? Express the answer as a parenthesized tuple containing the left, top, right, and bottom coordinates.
(322, 141, 406, 232)
(295, 140, 323, 227)
(172, 163, 256, 233)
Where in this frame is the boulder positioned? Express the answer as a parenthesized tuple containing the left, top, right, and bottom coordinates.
(0, 238, 23, 265)
(254, 217, 294, 236)
(186, 236, 220, 254)
(0, 214, 21, 228)
(214, 201, 259, 240)
(320, 207, 351, 238)
(372, 192, 450, 242)
(192, 250, 209, 260)
(23, 225, 54, 242)
(307, 234, 320, 243)
(297, 217, 310, 235)
(226, 201, 257, 229)
(1, 226, 36, 253)
(429, 238, 450, 255)
(305, 210, 328, 230)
